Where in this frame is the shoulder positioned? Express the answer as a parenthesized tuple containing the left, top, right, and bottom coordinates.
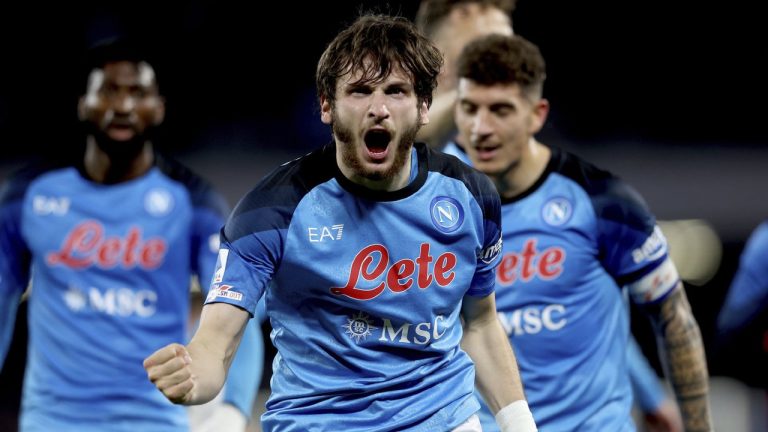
(0, 158, 74, 206)
(154, 153, 229, 217)
(225, 145, 336, 241)
(425, 144, 498, 209)
(551, 148, 653, 226)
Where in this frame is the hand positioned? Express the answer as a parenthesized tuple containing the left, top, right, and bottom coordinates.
(643, 398, 684, 432)
(144, 343, 196, 404)
(190, 403, 247, 432)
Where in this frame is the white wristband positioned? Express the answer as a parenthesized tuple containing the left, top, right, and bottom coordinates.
(495, 400, 537, 432)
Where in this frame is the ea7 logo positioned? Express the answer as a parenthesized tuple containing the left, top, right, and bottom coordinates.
(33, 195, 70, 216)
(308, 224, 344, 242)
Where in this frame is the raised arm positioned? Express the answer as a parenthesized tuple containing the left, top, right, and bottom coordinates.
(144, 302, 250, 405)
(461, 293, 537, 432)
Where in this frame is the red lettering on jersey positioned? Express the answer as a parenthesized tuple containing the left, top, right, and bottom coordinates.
(331, 243, 457, 300)
(496, 238, 565, 286)
(46, 220, 168, 270)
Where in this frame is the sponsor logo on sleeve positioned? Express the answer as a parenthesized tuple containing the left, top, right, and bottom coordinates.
(206, 284, 244, 302)
(631, 225, 667, 264)
(478, 236, 503, 264)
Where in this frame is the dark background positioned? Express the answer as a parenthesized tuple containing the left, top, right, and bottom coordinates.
(1, 0, 766, 427)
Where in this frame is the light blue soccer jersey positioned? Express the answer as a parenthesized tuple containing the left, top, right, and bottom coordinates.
(205, 143, 503, 431)
(0, 155, 260, 431)
(718, 220, 768, 337)
(445, 144, 678, 431)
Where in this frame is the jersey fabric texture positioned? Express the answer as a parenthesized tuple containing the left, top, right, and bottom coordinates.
(205, 142, 503, 431)
(444, 142, 679, 431)
(0, 155, 258, 431)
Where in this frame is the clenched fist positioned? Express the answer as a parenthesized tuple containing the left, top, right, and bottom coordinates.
(144, 343, 196, 404)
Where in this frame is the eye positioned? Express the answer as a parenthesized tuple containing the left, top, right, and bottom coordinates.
(459, 102, 477, 115)
(491, 105, 515, 117)
(386, 86, 406, 96)
(101, 83, 119, 96)
(131, 86, 147, 98)
(348, 86, 371, 95)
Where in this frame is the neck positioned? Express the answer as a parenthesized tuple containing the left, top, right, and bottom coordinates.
(83, 135, 154, 184)
(492, 138, 550, 199)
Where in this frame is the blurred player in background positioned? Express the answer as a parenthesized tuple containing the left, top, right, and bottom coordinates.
(415, 0, 516, 149)
(453, 33, 711, 431)
(416, 1, 685, 430)
(0, 37, 262, 431)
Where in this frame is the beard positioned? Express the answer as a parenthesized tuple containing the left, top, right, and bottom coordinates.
(84, 121, 151, 161)
(332, 112, 421, 182)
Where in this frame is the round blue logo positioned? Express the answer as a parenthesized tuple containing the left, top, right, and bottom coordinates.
(430, 196, 464, 233)
(541, 197, 573, 226)
(145, 188, 174, 217)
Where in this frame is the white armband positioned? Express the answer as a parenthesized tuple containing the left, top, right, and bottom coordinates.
(495, 400, 537, 432)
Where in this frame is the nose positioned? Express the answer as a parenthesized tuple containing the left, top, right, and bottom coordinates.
(112, 92, 136, 115)
(471, 109, 494, 138)
(367, 92, 391, 121)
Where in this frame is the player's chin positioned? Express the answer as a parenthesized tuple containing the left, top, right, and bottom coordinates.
(474, 161, 504, 176)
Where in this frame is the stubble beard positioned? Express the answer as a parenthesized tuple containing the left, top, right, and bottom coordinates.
(331, 117, 420, 181)
(332, 113, 421, 182)
(85, 121, 151, 162)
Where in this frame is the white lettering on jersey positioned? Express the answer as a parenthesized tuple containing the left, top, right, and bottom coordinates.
(378, 315, 447, 345)
(308, 224, 344, 242)
(627, 257, 680, 304)
(478, 236, 503, 264)
(32, 195, 70, 216)
(498, 304, 567, 336)
(343, 312, 448, 345)
(63, 286, 157, 317)
(632, 225, 667, 264)
(207, 284, 244, 302)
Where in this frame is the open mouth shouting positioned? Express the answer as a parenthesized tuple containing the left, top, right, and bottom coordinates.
(364, 129, 392, 161)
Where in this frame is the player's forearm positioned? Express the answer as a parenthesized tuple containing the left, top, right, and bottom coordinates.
(184, 336, 231, 405)
(462, 314, 526, 412)
(186, 303, 249, 405)
(649, 286, 713, 431)
(222, 318, 264, 418)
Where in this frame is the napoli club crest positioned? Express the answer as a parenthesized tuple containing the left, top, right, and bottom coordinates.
(430, 196, 464, 233)
(541, 197, 573, 226)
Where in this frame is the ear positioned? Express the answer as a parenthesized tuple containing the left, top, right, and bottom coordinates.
(153, 96, 166, 126)
(529, 98, 550, 134)
(77, 96, 87, 121)
(320, 96, 332, 125)
(418, 100, 430, 126)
